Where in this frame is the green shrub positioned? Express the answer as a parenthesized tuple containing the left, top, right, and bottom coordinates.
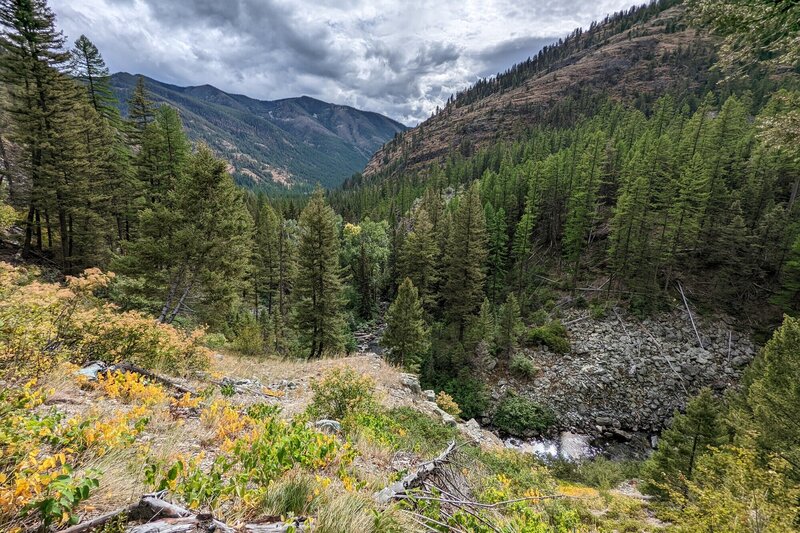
(465, 447, 557, 500)
(493, 395, 555, 436)
(509, 354, 537, 379)
(551, 457, 641, 490)
(308, 368, 376, 420)
(528, 308, 549, 326)
(232, 318, 264, 356)
(246, 403, 282, 421)
(527, 320, 570, 354)
(441, 374, 489, 420)
(436, 391, 461, 417)
(589, 301, 608, 319)
(202, 332, 228, 349)
(344, 407, 458, 454)
(390, 407, 458, 453)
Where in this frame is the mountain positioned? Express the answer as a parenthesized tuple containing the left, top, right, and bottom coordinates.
(110, 73, 407, 190)
(361, 0, 715, 180)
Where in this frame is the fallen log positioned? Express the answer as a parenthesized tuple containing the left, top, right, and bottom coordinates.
(60, 491, 191, 533)
(676, 281, 703, 349)
(129, 514, 234, 533)
(375, 440, 458, 504)
(78, 360, 196, 396)
(60, 491, 304, 533)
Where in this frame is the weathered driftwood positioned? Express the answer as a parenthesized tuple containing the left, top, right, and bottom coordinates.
(60, 491, 304, 533)
(59, 491, 190, 533)
(375, 440, 458, 504)
(129, 514, 234, 533)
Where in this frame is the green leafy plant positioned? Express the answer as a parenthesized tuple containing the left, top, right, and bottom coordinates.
(219, 382, 236, 397)
(493, 395, 555, 436)
(25, 468, 101, 528)
(509, 354, 537, 379)
(527, 320, 570, 354)
(308, 368, 376, 420)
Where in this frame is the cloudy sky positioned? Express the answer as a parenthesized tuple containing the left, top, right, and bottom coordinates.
(51, 0, 638, 125)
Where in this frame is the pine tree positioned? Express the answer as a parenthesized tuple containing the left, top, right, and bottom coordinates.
(0, 0, 71, 256)
(271, 216, 298, 354)
(70, 34, 120, 124)
(116, 144, 252, 326)
(485, 203, 508, 303)
(383, 277, 429, 372)
(563, 131, 604, 283)
(659, 152, 710, 287)
(465, 297, 496, 356)
(739, 315, 800, 479)
(255, 203, 280, 316)
(127, 75, 154, 142)
(444, 182, 488, 337)
(774, 235, 800, 315)
(511, 207, 535, 301)
(608, 154, 653, 289)
(295, 188, 346, 358)
(137, 105, 189, 205)
(642, 388, 728, 499)
(399, 208, 439, 311)
(497, 293, 523, 357)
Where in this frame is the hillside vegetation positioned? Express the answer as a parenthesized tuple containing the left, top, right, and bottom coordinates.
(1, 0, 800, 530)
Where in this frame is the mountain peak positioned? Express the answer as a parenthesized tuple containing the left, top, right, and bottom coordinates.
(110, 73, 407, 190)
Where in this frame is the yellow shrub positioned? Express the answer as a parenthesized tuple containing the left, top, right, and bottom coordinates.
(201, 400, 252, 445)
(0, 383, 148, 527)
(171, 392, 202, 409)
(436, 391, 461, 417)
(95, 370, 167, 406)
(0, 262, 211, 379)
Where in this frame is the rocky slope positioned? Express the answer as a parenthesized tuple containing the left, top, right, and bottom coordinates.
(485, 306, 755, 450)
(111, 73, 407, 190)
(362, 3, 715, 179)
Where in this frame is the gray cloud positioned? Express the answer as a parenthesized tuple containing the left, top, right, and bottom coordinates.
(52, 0, 638, 125)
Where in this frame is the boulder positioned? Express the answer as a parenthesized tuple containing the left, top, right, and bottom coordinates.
(423, 389, 436, 402)
(399, 373, 422, 394)
(459, 419, 504, 449)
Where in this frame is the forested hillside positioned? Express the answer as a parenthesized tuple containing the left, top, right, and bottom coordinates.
(1, 0, 799, 530)
(360, 0, 726, 179)
(110, 74, 407, 191)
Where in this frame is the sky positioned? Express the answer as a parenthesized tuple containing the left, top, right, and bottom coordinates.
(50, 0, 640, 125)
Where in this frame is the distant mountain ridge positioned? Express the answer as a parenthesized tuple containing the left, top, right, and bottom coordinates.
(110, 73, 407, 190)
(360, 0, 715, 181)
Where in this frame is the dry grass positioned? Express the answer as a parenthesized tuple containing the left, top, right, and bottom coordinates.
(207, 351, 407, 415)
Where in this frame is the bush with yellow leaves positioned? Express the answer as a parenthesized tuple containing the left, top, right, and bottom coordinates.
(95, 370, 167, 406)
(0, 262, 211, 379)
(435, 391, 461, 417)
